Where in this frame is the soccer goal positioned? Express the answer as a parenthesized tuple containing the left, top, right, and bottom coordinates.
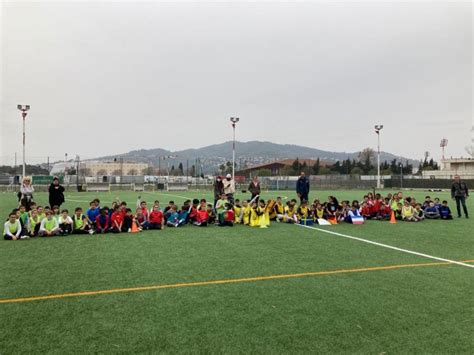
(86, 183, 111, 192)
(166, 182, 189, 191)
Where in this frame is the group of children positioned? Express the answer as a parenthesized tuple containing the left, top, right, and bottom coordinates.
(296, 192, 454, 224)
(3, 191, 455, 240)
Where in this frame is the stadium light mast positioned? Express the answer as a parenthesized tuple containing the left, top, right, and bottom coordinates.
(230, 117, 240, 179)
(374, 125, 383, 189)
(440, 138, 448, 160)
(75, 155, 80, 192)
(17, 105, 30, 178)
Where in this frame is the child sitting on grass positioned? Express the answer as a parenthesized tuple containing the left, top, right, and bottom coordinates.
(72, 207, 92, 234)
(218, 203, 234, 227)
(194, 199, 209, 227)
(273, 197, 285, 222)
(439, 200, 453, 220)
(375, 202, 391, 221)
(242, 200, 251, 225)
(123, 209, 134, 232)
(346, 201, 362, 224)
(401, 201, 417, 222)
(166, 206, 181, 228)
(135, 208, 149, 230)
(28, 208, 41, 237)
(424, 202, 440, 219)
(233, 199, 243, 224)
(395, 203, 403, 220)
(39, 211, 60, 237)
(86, 200, 100, 230)
(95, 208, 110, 233)
(149, 205, 164, 229)
(110, 206, 124, 233)
(58, 209, 73, 235)
(284, 200, 298, 223)
(207, 204, 216, 224)
(3, 212, 24, 240)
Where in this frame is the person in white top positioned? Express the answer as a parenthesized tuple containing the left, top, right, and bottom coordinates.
(4, 212, 28, 240)
(58, 209, 73, 236)
(19, 176, 35, 211)
(222, 173, 236, 205)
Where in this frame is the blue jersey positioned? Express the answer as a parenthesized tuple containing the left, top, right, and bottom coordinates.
(86, 207, 100, 223)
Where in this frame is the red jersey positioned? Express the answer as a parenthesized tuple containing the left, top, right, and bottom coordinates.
(141, 207, 149, 220)
(149, 210, 163, 224)
(371, 199, 381, 215)
(196, 210, 209, 223)
(224, 210, 235, 222)
(360, 206, 371, 217)
(111, 211, 124, 227)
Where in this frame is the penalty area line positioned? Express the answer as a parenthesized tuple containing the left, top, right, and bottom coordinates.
(296, 224, 474, 269)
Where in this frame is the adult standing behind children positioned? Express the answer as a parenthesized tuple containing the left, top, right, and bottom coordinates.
(296, 171, 310, 203)
(49, 176, 65, 209)
(248, 175, 261, 203)
(19, 176, 35, 211)
(223, 173, 236, 204)
(213, 176, 224, 209)
(451, 175, 469, 218)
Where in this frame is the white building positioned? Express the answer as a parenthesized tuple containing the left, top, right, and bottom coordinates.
(422, 158, 474, 179)
(81, 161, 149, 176)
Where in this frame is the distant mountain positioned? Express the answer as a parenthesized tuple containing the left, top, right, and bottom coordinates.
(93, 141, 417, 173)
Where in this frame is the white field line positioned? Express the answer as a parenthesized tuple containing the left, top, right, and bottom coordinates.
(296, 224, 474, 269)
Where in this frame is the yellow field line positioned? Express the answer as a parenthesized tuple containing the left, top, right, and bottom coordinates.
(1, 260, 473, 305)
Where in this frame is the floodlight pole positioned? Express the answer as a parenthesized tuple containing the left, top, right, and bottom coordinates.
(230, 117, 240, 179)
(17, 105, 30, 178)
(75, 155, 80, 192)
(374, 125, 383, 189)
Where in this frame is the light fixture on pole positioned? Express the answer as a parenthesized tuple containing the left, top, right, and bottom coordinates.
(230, 117, 240, 179)
(440, 138, 448, 160)
(17, 105, 30, 178)
(374, 125, 383, 189)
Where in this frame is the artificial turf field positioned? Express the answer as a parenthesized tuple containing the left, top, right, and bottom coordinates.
(0, 189, 473, 353)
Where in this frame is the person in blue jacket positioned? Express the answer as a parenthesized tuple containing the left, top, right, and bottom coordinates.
(296, 171, 310, 203)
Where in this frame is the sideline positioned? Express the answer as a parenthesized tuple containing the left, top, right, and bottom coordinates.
(296, 224, 474, 269)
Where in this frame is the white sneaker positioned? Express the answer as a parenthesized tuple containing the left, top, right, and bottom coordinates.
(20, 235, 30, 240)
(88, 229, 94, 235)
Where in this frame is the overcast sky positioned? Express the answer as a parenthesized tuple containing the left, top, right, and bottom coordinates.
(1, 0, 472, 165)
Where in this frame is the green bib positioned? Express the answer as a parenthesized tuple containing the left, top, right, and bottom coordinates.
(74, 214, 84, 229)
(44, 218, 57, 231)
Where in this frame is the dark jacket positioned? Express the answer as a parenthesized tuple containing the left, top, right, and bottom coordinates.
(451, 181, 469, 198)
(248, 181, 261, 196)
(48, 184, 65, 207)
(213, 180, 224, 199)
(296, 177, 310, 195)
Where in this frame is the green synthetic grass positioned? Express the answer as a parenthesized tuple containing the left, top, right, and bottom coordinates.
(0, 189, 473, 353)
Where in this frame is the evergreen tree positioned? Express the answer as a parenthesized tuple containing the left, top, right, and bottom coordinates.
(312, 158, 320, 175)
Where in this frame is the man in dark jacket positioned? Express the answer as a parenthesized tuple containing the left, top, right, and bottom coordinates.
(49, 176, 65, 209)
(451, 175, 469, 218)
(296, 171, 310, 203)
(248, 175, 261, 203)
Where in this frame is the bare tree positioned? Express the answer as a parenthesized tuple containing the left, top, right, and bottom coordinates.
(358, 147, 376, 164)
